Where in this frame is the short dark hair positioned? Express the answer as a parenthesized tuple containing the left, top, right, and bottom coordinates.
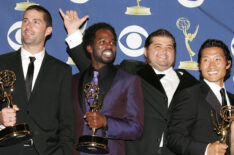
(198, 39, 232, 81)
(83, 22, 117, 51)
(24, 5, 52, 27)
(144, 29, 176, 53)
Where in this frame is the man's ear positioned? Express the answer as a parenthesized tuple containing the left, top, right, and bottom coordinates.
(226, 60, 231, 69)
(144, 48, 147, 57)
(86, 45, 92, 54)
(45, 26, 52, 37)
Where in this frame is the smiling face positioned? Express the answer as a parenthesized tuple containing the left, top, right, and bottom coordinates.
(21, 9, 52, 53)
(144, 36, 175, 71)
(200, 47, 231, 87)
(87, 29, 116, 70)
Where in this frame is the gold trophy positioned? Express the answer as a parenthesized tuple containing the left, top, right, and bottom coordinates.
(125, 0, 151, 15)
(0, 70, 32, 146)
(77, 82, 109, 153)
(211, 106, 234, 144)
(176, 17, 199, 70)
(15, 0, 38, 11)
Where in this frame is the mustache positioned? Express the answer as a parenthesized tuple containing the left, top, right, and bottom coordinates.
(103, 48, 113, 52)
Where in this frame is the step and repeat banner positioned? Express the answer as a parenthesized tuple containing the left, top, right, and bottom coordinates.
(0, 0, 234, 90)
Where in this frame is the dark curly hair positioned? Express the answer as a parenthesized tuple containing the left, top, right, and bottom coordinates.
(83, 22, 117, 56)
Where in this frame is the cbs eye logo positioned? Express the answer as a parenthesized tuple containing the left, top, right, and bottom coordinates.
(231, 38, 234, 83)
(70, 0, 89, 4)
(118, 25, 148, 57)
(178, 0, 204, 8)
(231, 38, 234, 56)
(7, 21, 22, 50)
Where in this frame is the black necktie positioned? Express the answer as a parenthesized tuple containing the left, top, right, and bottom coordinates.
(220, 88, 227, 106)
(26, 57, 36, 99)
(157, 74, 165, 80)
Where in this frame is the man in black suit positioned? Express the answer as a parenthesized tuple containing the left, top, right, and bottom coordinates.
(0, 5, 74, 155)
(167, 39, 233, 155)
(60, 9, 198, 155)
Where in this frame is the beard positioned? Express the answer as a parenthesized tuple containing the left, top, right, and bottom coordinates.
(93, 48, 116, 65)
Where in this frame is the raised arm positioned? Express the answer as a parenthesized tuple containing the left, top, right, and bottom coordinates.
(59, 8, 91, 72)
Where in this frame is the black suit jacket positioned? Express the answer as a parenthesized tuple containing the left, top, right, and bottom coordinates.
(67, 44, 199, 155)
(120, 60, 199, 155)
(0, 50, 75, 155)
(167, 82, 234, 155)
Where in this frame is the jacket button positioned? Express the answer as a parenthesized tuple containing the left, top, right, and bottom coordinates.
(26, 111, 29, 114)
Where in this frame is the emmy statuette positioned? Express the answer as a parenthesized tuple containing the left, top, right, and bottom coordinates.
(0, 70, 32, 146)
(176, 17, 199, 70)
(77, 82, 109, 154)
(211, 105, 234, 144)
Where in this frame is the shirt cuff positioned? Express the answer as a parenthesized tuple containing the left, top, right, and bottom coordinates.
(65, 30, 83, 49)
(0, 125, 5, 131)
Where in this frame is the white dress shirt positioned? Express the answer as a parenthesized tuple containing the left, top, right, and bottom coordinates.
(65, 30, 83, 48)
(152, 67, 180, 148)
(204, 79, 231, 106)
(21, 47, 45, 90)
(152, 67, 180, 107)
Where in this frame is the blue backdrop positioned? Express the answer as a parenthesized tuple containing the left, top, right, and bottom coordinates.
(0, 0, 234, 91)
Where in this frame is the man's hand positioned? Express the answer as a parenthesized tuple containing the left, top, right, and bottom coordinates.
(207, 141, 228, 155)
(59, 8, 89, 35)
(0, 105, 19, 127)
(84, 112, 107, 129)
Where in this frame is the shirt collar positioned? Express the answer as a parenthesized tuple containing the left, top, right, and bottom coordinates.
(204, 79, 225, 94)
(152, 67, 174, 76)
(21, 47, 45, 61)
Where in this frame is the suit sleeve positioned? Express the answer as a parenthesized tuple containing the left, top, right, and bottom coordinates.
(119, 59, 145, 74)
(105, 76, 144, 140)
(67, 44, 91, 73)
(166, 90, 207, 155)
(56, 66, 75, 155)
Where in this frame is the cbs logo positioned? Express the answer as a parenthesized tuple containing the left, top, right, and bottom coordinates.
(178, 0, 205, 8)
(118, 25, 148, 57)
(230, 38, 234, 83)
(70, 0, 89, 4)
(7, 21, 22, 50)
(231, 38, 234, 56)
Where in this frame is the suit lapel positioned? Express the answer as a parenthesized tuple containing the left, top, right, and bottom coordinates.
(15, 50, 28, 104)
(78, 70, 88, 113)
(227, 92, 234, 106)
(202, 82, 222, 112)
(137, 64, 166, 95)
(137, 64, 168, 118)
(29, 52, 52, 102)
(174, 70, 183, 94)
